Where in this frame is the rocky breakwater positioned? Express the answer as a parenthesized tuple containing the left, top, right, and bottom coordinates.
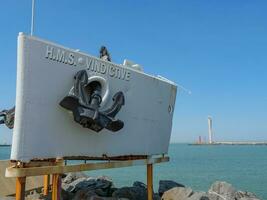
(2, 172, 261, 200)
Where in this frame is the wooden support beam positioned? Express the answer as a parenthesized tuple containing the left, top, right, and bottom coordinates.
(7, 156, 167, 200)
(16, 177, 26, 200)
(147, 164, 153, 200)
(6, 156, 169, 178)
(43, 175, 50, 196)
(52, 174, 61, 200)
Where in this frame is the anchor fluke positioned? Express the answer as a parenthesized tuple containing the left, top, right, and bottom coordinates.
(60, 70, 125, 132)
(0, 107, 15, 129)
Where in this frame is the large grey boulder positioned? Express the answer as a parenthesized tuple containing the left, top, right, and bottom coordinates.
(62, 177, 90, 192)
(61, 189, 75, 200)
(187, 191, 209, 200)
(62, 176, 113, 195)
(208, 181, 236, 200)
(161, 187, 194, 200)
(72, 189, 96, 200)
(72, 189, 126, 200)
(112, 181, 160, 200)
(153, 194, 161, 200)
(158, 180, 185, 196)
(112, 186, 147, 200)
(235, 191, 259, 200)
(62, 172, 89, 184)
(25, 190, 41, 200)
(207, 193, 226, 200)
(94, 176, 114, 196)
(239, 198, 261, 200)
(133, 181, 147, 189)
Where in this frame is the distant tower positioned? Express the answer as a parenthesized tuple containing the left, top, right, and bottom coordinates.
(198, 136, 202, 144)
(208, 116, 213, 144)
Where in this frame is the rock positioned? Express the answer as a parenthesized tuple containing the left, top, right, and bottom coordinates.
(25, 190, 41, 200)
(208, 181, 236, 200)
(133, 181, 147, 189)
(158, 180, 185, 196)
(235, 191, 259, 200)
(73, 189, 129, 200)
(62, 176, 113, 196)
(62, 172, 89, 184)
(188, 192, 209, 200)
(161, 187, 193, 200)
(239, 198, 261, 200)
(61, 189, 75, 200)
(199, 197, 210, 200)
(72, 189, 97, 200)
(133, 181, 160, 200)
(95, 177, 113, 190)
(153, 194, 161, 200)
(207, 193, 228, 200)
(16, 178, 261, 200)
(112, 186, 147, 200)
(94, 177, 113, 196)
(62, 177, 89, 192)
(109, 187, 118, 196)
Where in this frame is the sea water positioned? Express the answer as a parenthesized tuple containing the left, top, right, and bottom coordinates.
(1, 144, 266, 199)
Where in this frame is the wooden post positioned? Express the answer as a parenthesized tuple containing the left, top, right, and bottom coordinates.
(52, 174, 61, 200)
(147, 164, 153, 200)
(16, 177, 26, 200)
(43, 175, 50, 195)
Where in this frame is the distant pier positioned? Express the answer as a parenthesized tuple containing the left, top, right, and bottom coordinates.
(190, 116, 267, 146)
(0, 144, 11, 147)
(189, 141, 267, 146)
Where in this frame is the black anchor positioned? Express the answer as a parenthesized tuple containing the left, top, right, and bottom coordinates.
(60, 70, 125, 132)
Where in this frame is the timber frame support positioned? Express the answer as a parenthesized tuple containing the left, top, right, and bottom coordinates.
(6, 156, 169, 200)
(15, 177, 26, 200)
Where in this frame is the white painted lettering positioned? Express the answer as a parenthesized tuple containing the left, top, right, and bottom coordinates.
(120, 68, 126, 80)
(100, 63, 107, 74)
(68, 53, 74, 65)
(45, 45, 131, 81)
(45, 46, 53, 59)
(125, 71, 131, 81)
(109, 66, 116, 77)
(56, 49, 65, 63)
(86, 58, 93, 69)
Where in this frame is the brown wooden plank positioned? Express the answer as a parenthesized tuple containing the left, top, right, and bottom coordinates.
(16, 177, 26, 200)
(43, 175, 50, 196)
(147, 164, 153, 200)
(0, 160, 43, 197)
(52, 174, 61, 200)
(6, 156, 169, 178)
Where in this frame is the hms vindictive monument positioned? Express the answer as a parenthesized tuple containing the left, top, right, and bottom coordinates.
(9, 33, 177, 162)
(0, 32, 177, 200)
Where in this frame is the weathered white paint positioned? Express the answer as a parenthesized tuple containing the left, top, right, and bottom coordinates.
(11, 33, 177, 162)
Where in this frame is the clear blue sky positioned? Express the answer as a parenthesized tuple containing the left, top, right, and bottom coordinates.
(0, 0, 266, 143)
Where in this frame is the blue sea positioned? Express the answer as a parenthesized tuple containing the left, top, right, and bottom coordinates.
(1, 144, 266, 199)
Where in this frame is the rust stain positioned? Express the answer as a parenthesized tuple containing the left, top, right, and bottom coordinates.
(63, 155, 148, 161)
(10, 155, 148, 166)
